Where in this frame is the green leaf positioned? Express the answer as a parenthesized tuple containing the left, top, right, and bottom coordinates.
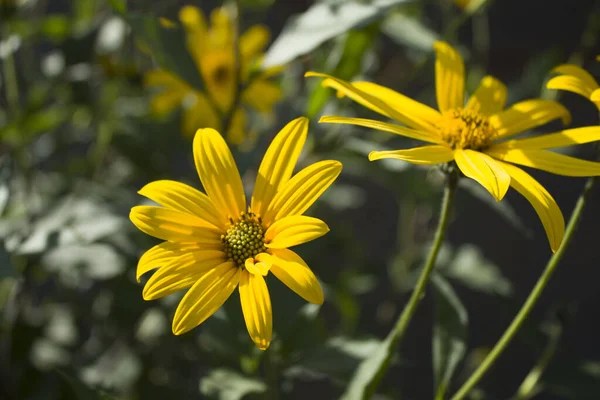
(41, 15, 71, 42)
(431, 274, 468, 400)
(199, 369, 267, 400)
(382, 11, 439, 52)
(263, 0, 409, 68)
(543, 360, 600, 399)
(108, 0, 127, 14)
(127, 14, 204, 90)
(0, 240, 16, 279)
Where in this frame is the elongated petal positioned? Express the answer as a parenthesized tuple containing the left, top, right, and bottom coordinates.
(193, 128, 246, 221)
(251, 117, 308, 217)
(368, 145, 454, 165)
(182, 93, 221, 137)
(434, 41, 465, 112)
(318, 116, 444, 144)
(349, 81, 442, 133)
(590, 88, 600, 108)
(265, 216, 329, 249)
(240, 25, 270, 59)
(466, 76, 507, 116)
(172, 261, 239, 335)
(498, 162, 564, 251)
(149, 90, 185, 116)
(490, 100, 571, 139)
(547, 76, 596, 100)
(549, 64, 599, 92)
(145, 70, 189, 90)
(241, 79, 282, 113)
(130, 206, 222, 242)
(487, 148, 600, 177)
(263, 160, 342, 226)
(139, 180, 226, 230)
(305, 72, 409, 124)
(455, 149, 510, 201)
(488, 126, 600, 151)
(269, 248, 323, 304)
(137, 241, 213, 281)
(239, 269, 272, 350)
(143, 250, 227, 300)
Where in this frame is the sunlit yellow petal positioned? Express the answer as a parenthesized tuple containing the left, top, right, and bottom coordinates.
(193, 128, 246, 221)
(318, 116, 444, 144)
(144, 70, 189, 90)
(200, 50, 236, 113)
(179, 5, 207, 35)
(251, 117, 308, 217)
(490, 100, 571, 139)
(143, 250, 227, 300)
(139, 180, 226, 230)
(368, 145, 455, 165)
(305, 72, 409, 123)
(172, 261, 239, 335)
(498, 162, 564, 252)
(454, 149, 510, 201)
(263, 160, 342, 226)
(591, 88, 600, 106)
(240, 25, 270, 59)
(130, 206, 222, 242)
(488, 126, 600, 151)
(550, 64, 599, 92)
(265, 216, 329, 249)
(242, 79, 282, 113)
(487, 148, 600, 177)
(225, 107, 246, 145)
(149, 90, 185, 116)
(466, 76, 507, 116)
(433, 41, 465, 112)
(245, 255, 271, 276)
(269, 248, 324, 304)
(546, 76, 596, 100)
(349, 81, 442, 133)
(239, 269, 272, 350)
(182, 92, 221, 137)
(137, 241, 210, 282)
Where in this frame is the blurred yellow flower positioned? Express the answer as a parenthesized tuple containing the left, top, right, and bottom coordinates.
(146, 6, 282, 144)
(547, 62, 600, 111)
(307, 41, 600, 252)
(130, 117, 341, 350)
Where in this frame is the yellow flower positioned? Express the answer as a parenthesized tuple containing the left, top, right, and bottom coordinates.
(129, 117, 342, 350)
(146, 6, 282, 144)
(547, 61, 600, 111)
(307, 41, 600, 252)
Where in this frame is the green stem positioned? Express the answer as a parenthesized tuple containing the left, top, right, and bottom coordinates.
(365, 170, 458, 397)
(451, 176, 596, 400)
(2, 41, 19, 114)
(265, 349, 279, 400)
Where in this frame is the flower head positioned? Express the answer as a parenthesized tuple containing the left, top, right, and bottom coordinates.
(307, 41, 600, 252)
(146, 5, 282, 144)
(130, 117, 342, 350)
(547, 60, 600, 111)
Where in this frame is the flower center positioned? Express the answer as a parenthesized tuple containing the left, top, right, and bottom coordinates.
(213, 65, 231, 85)
(221, 211, 267, 268)
(437, 108, 497, 150)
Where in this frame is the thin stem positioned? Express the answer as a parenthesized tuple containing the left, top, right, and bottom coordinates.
(365, 170, 459, 397)
(264, 349, 279, 400)
(2, 41, 19, 115)
(451, 176, 596, 400)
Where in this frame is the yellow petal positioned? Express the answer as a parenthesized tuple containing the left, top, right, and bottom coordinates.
(490, 100, 571, 139)
(225, 107, 247, 145)
(251, 117, 308, 217)
(349, 81, 442, 133)
(182, 92, 221, 137)
(546, 76, 596, 100)
(368, 145, 455, 165)
(265, 216, 329, 249)
(241, 79, 282, 113)
(144, 70, 189, 90)
(130, 206, 222, 242)
(454, 149, 510, 201)
(549, 64, 599, 92)
(149, 90, 185, 116)
(179, 5, 207, 34)
(263, 160, 342, 226)
(239, 269, 272, 350)
(199, 50, 236, 113)
(193, 128, 246, 221)
(488, 126, 600, 151)
(433, 41, 465, 112)
(305, 72, 410, 124)
(269, 248, 324, 304)
(240, 25, 270, 59)
(137, 241, 210, 282)
(318, 116, 444, 144)
(172, 261, 239, 335)
(245, 254, 271, 277)
(466, 76, 507, 116)
(590, 88, 600, 108)
(497, 162, 564, 252)
(143, 250, 227, 300)
(139, 180, 226, 230)
(487, 148, 600, 177)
